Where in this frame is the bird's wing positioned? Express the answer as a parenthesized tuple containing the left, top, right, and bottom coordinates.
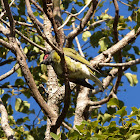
(69, 78, 95, 89)
(90, 73, 104, 91)
(63, 48, 102, 75)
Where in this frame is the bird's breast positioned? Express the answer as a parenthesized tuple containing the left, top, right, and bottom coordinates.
(52, 56, 91, 79)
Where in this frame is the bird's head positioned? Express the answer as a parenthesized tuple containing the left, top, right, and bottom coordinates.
(40, 50, 53, 65)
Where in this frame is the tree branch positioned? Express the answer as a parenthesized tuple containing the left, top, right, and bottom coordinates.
(3, 0, 58, 124)
(112, 0, 122, 96)
(0, 98, 15, 140)
(90, 27, 140, 67)
(72, 23, 85, 57)
(58, 0, 92, 30)
(0, 58, 16, 66)
(29, 0, 44, 13)
(99, 59, 140, 67)
(0, 63, 20, 81)
(66, 0, 98, 48)
(0, 18, 46, 52)
(113, 0, 119, 42)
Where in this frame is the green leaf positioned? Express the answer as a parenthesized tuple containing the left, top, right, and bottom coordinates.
(16, 68, 23, 77)
(0, 88, 4, 95)
(130, 65, 137, 72)
(115, 106, 127, 118)
(7, 105, 13, 115)
(125, 73, 138, 86)
(128, 134, 140, 140)
(17, 117, 29, 125)
(99, 37, 109, 52)
(15, 78, 24, 86)
(2, 94, 11, 105)
(33, 47, 40, 53)
(101, 113, 112, 125)
(26, 134, 34, 140)
(131, 107, 138, 112)
(90, 31, 103, 47)
(108, 98, 119, 108)
(68, 129, 81, 139)
(50, 132, 61, 140)
(133, 46, 140, 55)
(82, 31, 91, 41)
(85, 0, 91, 5)
(23, 47, 28, 54)
(15, 98, 30, 113)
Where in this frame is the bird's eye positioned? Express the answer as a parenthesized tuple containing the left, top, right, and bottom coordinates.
(43, 54, 49, 60)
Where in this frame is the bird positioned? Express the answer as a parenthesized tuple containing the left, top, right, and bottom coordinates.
(40, 48, 104, 91)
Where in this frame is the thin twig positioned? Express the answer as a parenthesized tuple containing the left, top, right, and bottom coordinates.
(66, 0, 98, 48)
(88, 93, 113, 106)
(0, 18, 46, 52)
(14, 20, 34, 27)
(0, 63, 20, 81)
(29, 0, 44, 13)
(118, 0, 140, 9)
(62, 122, 72, 131)
(58, 0, 92, 30)
(83, 18, 113, 32)
(0, 58, 16, 66)
(99, 59, 140, 67)
(0, 0, 15, 18)
(72, 23, 85, 57)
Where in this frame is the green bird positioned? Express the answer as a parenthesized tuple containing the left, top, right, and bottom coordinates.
(40, 48, 104, 91)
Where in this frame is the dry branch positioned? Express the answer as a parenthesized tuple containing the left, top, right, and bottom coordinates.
(0, 64, 20, 81)
(0, 98, 15, 140)
(90, 27, 140, 66)
(66, 0, 98, 48)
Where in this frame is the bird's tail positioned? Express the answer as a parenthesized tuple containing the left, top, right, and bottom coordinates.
(90, 74, 104, 91)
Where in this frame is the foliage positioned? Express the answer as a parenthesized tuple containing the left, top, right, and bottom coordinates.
(54, 104, 140, 140)
(0, 0, 140, 139)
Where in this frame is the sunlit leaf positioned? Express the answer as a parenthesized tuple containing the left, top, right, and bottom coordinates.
(115, 106, 127, 118)
(82, 31, 91, 41)
(125, 73, 138, 86)
(128, 134, 140, 140)
(15, 98, 30, 113)
(99, 37, 109, 52)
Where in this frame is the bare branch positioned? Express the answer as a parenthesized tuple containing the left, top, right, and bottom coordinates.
(99, 59, 140, 67)
(74, 87, 90, 127)
(25, 0, 43, 28)
(42, 0, 71, 133)
(14, 20, 34, 27)
(3, 0, 15, 37)
(66, 0, 98, 48)
(0, 39, 13, 50)
(72, 23, 85, 57)
(112, 0, 122, 96)
(83, 18, 113, 32)
(0, 63, 20, 81)
(62, 122, 72, 131)
(0, 18, 46, 52)
(0, 58, 16, 66)
(2, 0, 58, 124)
(0, 0, 15, 19)
(42, 0, 63, 48)
(0, 98, 15, 140)
(29, 0, 44, 13)
(90, 27, 140, 67)
(118, 0, 140, 9)
(113, 0, 119, 42)
(88, 93, 113, 106)
(58, 0, 92, 30)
